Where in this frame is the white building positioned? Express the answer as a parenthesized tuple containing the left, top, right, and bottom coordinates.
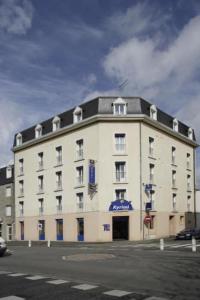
(13, 97, 198, 242)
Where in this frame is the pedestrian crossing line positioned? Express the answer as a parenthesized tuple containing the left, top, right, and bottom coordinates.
(8, 273, 27, 277)
(26, 275, 47, 280)
(46, 279, 69, 285)
(185, 244, 200, 248)
(72, 284, 98, 291)
(170, 243, 191, 248)
(0, 296, 25, 300)
(103, 289, 132, 297)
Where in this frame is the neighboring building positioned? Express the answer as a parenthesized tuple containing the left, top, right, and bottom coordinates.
(12, 97, 198, 242)
(0, 165, 15, 241)
(196, 189, 200, 228)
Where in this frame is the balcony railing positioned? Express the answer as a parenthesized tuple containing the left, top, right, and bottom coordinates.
(19, 167, 24, 175)
(38, 185, 44, 194)
(39, 207, 44, 216)
(56, 155, 62, 165)
(149, 147, 154, 157)
(172, 179, 176, 188)
(77, 176, 83, 185)
(38, 161, 44, 170)
(115, 144, 126, 152)
(187, 161, 191, 169)
(149, 174, 154, 184)
(19, 208, 24, 217)
(116, 172, 126, 182)
(187, 184, 192, 191)
(57, 205, 62, 213)
(56, 181, 62, 190)
(172, 202, 176, 211)
(76, 149, 83, 160)
(77, 202, 83, 210)
(172, 156, 176, 165)
(19, 189, 24, 197)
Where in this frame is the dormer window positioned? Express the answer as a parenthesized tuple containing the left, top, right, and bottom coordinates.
(6, 166, 12, 179)
(52, 116, 60, 132)
(173, 118, 179, 132)
(35, 124, 42, 138)
(16, 133, 22, 146)
(113, 98, 127, 115)
(73, 106, 82, 123)
(188, 127, 193, 140)
(150, 105, 157, 120)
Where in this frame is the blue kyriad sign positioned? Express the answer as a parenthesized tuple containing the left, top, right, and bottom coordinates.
(109, 200, 133, 212)
(89, 160, 95, 184)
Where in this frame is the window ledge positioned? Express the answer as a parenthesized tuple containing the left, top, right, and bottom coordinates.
(172, 186, 178, 190)
(18, 195, 24, 198)
(54, 164, 63, 168)
(186, 168, 192, 171)
(74, 185, 85, 189)
(172, 210, 178, 213)
(74, 158, 85, 162)
(54, 189, 63, 192)
(171, 164, 177, 167)
(187, 189, 192, 193)
(17, 174, 24, 177)
(36, 192, 45, 195)
(113, 181, 128, 184)
(113, 153, 128, 156)
(36, 168, 45, 172)
(148, 156, 156, 160)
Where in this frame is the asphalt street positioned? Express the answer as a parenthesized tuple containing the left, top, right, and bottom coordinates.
(0, 240, 200, 300)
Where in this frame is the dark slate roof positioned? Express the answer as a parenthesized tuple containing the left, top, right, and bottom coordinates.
(0, 165, 14, 186)
(13, 97, 196, 146)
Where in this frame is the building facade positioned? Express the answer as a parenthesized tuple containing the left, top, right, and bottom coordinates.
(0, 165, 15, 241)
(13, 97, 198, 242)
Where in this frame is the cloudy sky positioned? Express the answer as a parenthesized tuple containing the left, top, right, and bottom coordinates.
(0, 0, 200, 184)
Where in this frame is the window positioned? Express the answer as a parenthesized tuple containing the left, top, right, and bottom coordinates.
(149, 137, 154, 157)
(187, 175, 191, 191)
(19, 159, 24, 175)
(172, 147, 176, 165)
(73, 106, 82, 123)
(6, 187, 11, 197)
(16, 133, 22, 146)
(115, 189, 126, 200)
(76, 166, 83, 185)
(56, 171, 62, 190)
(5, 205, 11, 217)
(187, 153, 191, 169)
(52, 116, 60, 132)
(150, 105, 157, 120)
(76, 139, 84, 160)
(6, 166, 12, 179)
(173, 118, 179, 132)
(188, 128, 193, 140)
(172, 193, 176, 211)
(113, 98, 127, 115)
(187, 195, 191, 212)
(38, 198, 44, 216)
(77, 193, 83, 209)
(19, 180, 24, 196)
(172, 170, 176, 188)
(56, 196, 62, 213)
(115, 134, 126, 152)
(38, 176, 44, 193)
(56, 146, 62, 165)
(19, 201, 24, 217)
(38, 152, 44, 170)
(35, 124, 42, 138)
(149, 164, 154, 184)
(115, 162, 126, 182)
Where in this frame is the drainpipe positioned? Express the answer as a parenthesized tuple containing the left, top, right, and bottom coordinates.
(193, 148, 197, 228)
(139, 122, 144, 239)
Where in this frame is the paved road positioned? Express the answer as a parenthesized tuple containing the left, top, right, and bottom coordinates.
(0, 240, 200, 299)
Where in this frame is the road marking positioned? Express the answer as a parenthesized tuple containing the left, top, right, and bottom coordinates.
(0, 297, 25, 300)
(72, 284, 98, 290)
(185, 244, 200, 248)
(144, 297, 169, 300)
(104, 290, 132, 297)
(46, 279, 69, 285)
(26, 275, 47, 280)
(170, 244, 191, 248)
(8, 273, 27, 277)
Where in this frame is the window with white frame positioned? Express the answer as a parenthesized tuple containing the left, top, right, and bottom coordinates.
(115, 189, 126, 200)
(115, 162, 126, 182)
(188, 128, 193, 140)
(172, 170, 176, 188)
(35, 124, 42, 138)
(6, 186, 11, 197)
(187, 153, 191, 169)
(38, 175, 44, 193)
(115, 134, 126, 152)
(56, 196, 62, 213)
(150, 105, 157, 120)
(172, 147, 176, 164)
(16, 133, 22, 146)
(56, 171, 62, 190)
(19, 180, 24, 196)
(6, 166, 12, 179)
(187, 195, 191, 212)
(38, 198, 44, 215)
(113, 98, 127, 115)
(149, 137, 154, 157)
(149, 164, 154, 184)
(172, 193, 176, 211)
(76, 166, 83, 185)
(5, 205, 12, 217)
(38, 152, 44, 170)
(19, 201, 24, 216)
(52, 116, 61, 132)
(56, 146, 62, 165)
(173, 118, 179, 132)
(76, 139, 84, 159)
(76, 192, 83, 209)
(73, 106, 82, 123)
(187, 174, 191, 191)
(19, 158, 24, 175)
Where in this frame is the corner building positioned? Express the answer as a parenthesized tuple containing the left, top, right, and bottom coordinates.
(13, 97, 198, 242)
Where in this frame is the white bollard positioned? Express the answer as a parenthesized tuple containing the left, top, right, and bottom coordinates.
(192, 237, 196, 252)
(28, 240, 31, 248)
(47, 240, 51, 248)
(160, 238, 164, 251)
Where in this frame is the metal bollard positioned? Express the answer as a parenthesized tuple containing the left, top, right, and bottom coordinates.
(160, 238, 164, 251)
(28, 240, 31, 248)
(47, 240, 51, 248)
(192, 237, 196, 252)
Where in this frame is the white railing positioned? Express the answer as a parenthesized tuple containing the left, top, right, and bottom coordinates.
(57, 205, 62, 213)
(56, 181, 62, 190)
(77, 176, 83, 185)
(56, 155, 62, 165)
(76, 149, 83, 160)
(115, 144, 126, 152)
(116, 172, 126, 182)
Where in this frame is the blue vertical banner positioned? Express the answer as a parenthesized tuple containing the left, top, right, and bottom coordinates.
(89, 159, 95, 184)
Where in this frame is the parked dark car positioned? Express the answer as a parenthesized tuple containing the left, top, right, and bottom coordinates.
(0, 237, 7, 256)
(175, 228, 200, 240)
